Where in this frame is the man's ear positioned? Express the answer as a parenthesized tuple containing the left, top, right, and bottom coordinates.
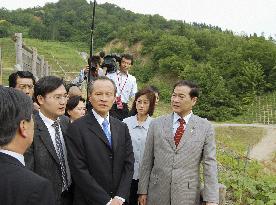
(36, 95, 44, 105)
(67, 110, 72, 117)
(192, 97, 198, 106)
(18, 120, 27, 139)
(112, 96, 116, 104)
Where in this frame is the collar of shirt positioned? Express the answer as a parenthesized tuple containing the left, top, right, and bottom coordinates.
(173, 112, 192, 125)
(92, 109, 110, 126)
(39, 111, 59, 129)
(117, 70, 128, 76)
(0, 149, 25, 166)
(132, 115, 152, 130)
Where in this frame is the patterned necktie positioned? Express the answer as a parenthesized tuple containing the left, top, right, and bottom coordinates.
(174, 118, 186, 147)
(52, 121, 68, 190)
(102, 118, 112, 147)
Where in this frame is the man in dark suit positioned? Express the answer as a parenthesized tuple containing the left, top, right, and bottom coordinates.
(24, 76, 73, 205)
(66, 76, 134, 205)
(0, 86, 55, 205)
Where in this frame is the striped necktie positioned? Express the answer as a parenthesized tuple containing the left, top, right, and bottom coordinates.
(174, 118, 186, 147)
(52, 121, 69, 190)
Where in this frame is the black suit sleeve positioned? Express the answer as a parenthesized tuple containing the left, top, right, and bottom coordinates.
(27, 178, 55, 205)
(115, 123, 134, 199)
(66, 123, 111, 204)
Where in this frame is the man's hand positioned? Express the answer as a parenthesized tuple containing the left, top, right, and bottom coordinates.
(110, 198, 123, 205)
(84, 65, 89, 74)
(138, 194, 147, 205)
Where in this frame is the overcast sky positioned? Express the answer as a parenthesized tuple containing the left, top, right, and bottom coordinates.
(1, 0, 276, 38)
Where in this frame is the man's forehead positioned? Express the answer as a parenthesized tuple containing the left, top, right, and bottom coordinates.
(121, 57, 131, 63)
(45, 85, 67, 96)
(93, 80, 114, 90)
(16, 77, 33, 85)
(174, 85, 191, 93)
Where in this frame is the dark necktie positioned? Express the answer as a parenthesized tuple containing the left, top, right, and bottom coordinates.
(52, 121, 68, 190)
(174, 118, 186, 147)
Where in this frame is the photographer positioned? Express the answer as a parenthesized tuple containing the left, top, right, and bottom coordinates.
(106, 54, 137, 121)
(71, 55, 103, 86)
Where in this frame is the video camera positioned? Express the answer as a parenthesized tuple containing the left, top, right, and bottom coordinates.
(101, 53, 121, 74)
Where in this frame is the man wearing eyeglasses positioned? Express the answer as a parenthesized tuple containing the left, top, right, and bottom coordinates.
(24, 76, 73, 205)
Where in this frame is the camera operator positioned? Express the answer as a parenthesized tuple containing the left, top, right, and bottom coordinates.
(106, 53, 137, 121)
(71, 55, 104, 86)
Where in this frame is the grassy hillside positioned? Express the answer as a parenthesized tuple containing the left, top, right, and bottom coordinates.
(233, 92, 276, 124)
(1, 0, 276, 121)
(0, 37, 87, 84)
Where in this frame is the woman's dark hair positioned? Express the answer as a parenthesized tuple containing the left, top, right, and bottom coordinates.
(65, 96, 85, 117)
(130, 88, 156, 116)
(148, 85, 160, 95)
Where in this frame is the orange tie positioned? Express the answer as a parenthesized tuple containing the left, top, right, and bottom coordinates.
(174, 118, 185, 147)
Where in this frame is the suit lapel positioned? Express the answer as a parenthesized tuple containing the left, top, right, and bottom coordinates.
(86, 111, 112, 150)
(176, 114, 197, 151)
(110, 117, 118, 151)
(163, 114, 176, 151)
(35, 114, 60, 164)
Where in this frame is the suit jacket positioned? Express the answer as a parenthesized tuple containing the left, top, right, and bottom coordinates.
(24, 112, 72, 205)
(0, 152, 55, 205)
(66, 110, 134, 205)
(138, 113, 219, 205)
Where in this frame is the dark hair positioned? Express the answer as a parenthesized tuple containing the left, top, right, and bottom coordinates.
(88, 55, 101, 67)
(130, 88, 156, 116)
(0, 86, 33, 146)
(8, 71, 36, 88)
(34, 76, 65, 105)
(65, 96, 85, 117)
(99, 51, 105, 58)
(88, 76, 117, 96)
(148, 85, 160, 95)
(120, 53, 134, 65)
(66, 83, 76, 92)
(173, 80, 199, 98)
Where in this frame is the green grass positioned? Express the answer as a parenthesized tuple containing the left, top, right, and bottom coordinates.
(215, 126, 265, 154)
(0, 37, 88, 85)
(233, 92, 276, 124)
(0, 37, 16, 68)
(215, 126, 276, 204)
(153, 101, 171, 117)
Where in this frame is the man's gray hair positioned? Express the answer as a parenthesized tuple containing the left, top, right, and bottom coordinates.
(88, 76, 117, 96)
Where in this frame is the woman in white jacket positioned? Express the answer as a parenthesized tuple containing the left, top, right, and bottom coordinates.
(123, 87, 156, 205)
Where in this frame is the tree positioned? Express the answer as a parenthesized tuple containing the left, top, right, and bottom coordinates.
(180, 63, 239, 121)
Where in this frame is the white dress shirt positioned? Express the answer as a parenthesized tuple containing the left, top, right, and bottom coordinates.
(39, 111, 72, 189)
(106, 71, 137, 103)
(92, 109, 111, 133)
(123, 115, 153, 180)
(173, 112, 192, 135)
(0, 149, 25, 166)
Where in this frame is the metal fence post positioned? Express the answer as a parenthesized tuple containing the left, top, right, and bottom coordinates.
(15, 33, 23, 69)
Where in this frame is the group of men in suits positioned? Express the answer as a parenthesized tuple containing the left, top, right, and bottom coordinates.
(0, 74, 219, 205)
